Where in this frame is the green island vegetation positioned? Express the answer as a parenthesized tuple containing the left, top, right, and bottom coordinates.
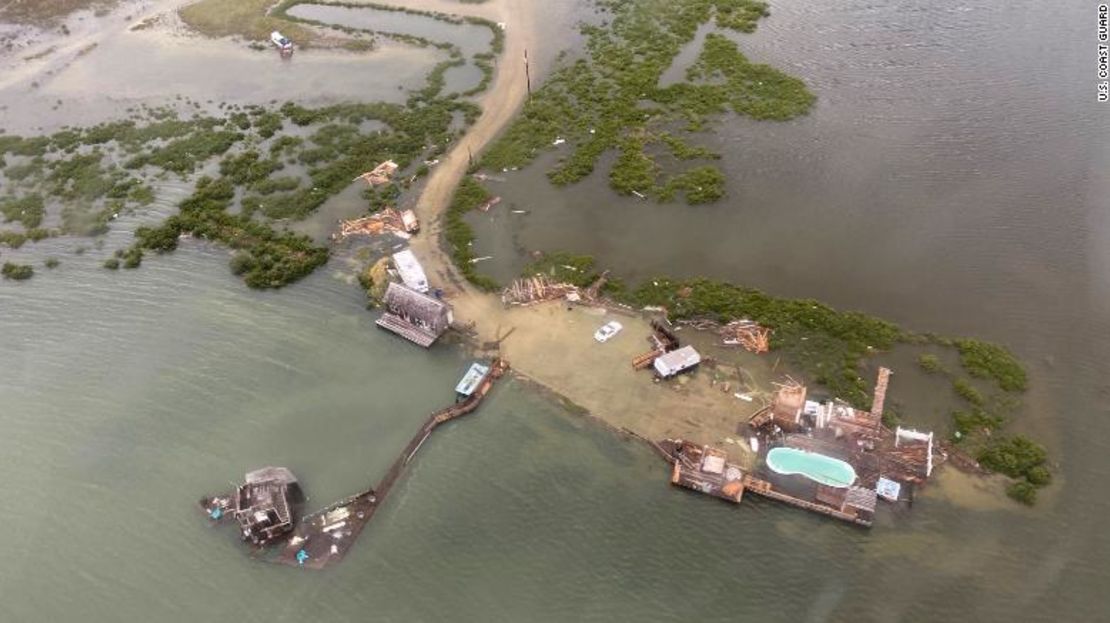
(357, 256, 390, 305)
(917, 353, 944, 374)
(44, 257, 61, 269)
(115, 94, 478, 287)
(1, 261, 33, 280)
(2, 0, 497, 289)
(1, 194, 45, 228)
(480, 0, 814, 204)
(180, 0, 318, 47)
(524, 252, 604, 288)
(444, 177, 499, 291)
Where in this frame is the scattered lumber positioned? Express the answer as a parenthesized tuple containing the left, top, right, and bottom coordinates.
(335, 208, 409, 240)
(720, 319, 771, 354)
(354, 160, 399, 187)
(501, 274, 579, 306)
(477, 196, 502, 212)
(584, 270, 609, 300)
(632, 349, 664, 370)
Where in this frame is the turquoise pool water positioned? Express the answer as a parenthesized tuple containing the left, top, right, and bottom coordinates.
(766, 448, 857, 488)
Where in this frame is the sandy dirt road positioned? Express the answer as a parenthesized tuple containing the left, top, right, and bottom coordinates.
(397, 0, 536, 299)
(387, 0, 762, 454)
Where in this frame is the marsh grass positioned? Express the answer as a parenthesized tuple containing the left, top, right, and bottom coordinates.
(180, 0, 315, 45)
(482, 0, 813, 204)
(445, 177, 498, 291)
(1, 262, 33, 280)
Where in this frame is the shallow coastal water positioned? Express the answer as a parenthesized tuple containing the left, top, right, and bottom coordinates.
(2, 0, 1109, 621)
(287, 3, 494, 57)
(0, 22, 440, 133)
(0, 247, 1090, 623)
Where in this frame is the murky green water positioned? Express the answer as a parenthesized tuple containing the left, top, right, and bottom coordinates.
(2, 0, 1108, 620)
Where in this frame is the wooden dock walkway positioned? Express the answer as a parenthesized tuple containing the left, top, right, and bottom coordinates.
(869, 367, 891, 427)
(274, 358, 509, 569)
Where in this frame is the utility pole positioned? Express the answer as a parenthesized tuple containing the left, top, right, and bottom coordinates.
(524, 49, 531, 100)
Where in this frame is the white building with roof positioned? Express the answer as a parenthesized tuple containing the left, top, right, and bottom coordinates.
(392, 249, 428, 293)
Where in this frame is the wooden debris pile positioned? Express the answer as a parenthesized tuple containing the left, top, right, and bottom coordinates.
(354, 160, 399, 186)
(476, 196, 502, 212)
(501, 274, 579, 306)
(335, 208, 415, 240)
(501, 270, 615, 307)
(631, 318, 679, 370)
(584, 270, 609, 300)
(674, 318, 771, 354)
(338, 216, 385, 238)
(720, 319, 771, 354)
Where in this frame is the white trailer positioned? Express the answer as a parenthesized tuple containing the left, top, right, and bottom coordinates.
(653, 345, 701, 378)
(392, 249, 429, 293)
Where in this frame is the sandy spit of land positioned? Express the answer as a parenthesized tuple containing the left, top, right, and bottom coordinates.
(388, 0, 765, 459)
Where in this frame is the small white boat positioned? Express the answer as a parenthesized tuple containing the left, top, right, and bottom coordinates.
(271, 31, 293, 54)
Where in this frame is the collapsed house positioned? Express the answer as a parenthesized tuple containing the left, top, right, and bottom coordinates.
(232, 467, 303, 546)
(376, 282, 453, 347)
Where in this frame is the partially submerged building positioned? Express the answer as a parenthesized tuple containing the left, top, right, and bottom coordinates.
(392, 249, 429, 293)
(216, 467, 304, 546)
(376, 282, 453, 347)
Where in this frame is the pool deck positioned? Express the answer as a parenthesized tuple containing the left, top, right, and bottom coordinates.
(660, 367, 936, 527)
(662, 439, 876, 527)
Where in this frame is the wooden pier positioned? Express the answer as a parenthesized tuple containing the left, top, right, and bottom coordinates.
(869, 366, 891, 428)
(212, 359, 509, 569)
(275, 358, 509, 569)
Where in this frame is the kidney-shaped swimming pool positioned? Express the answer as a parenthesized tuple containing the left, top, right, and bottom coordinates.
(766, 447, 857, 488)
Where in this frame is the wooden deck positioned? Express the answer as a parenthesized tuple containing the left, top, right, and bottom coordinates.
(375, 313, 440, 347)
(661, 439, 874, 528)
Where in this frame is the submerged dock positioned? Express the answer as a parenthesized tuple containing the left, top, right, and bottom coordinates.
(199, 359, 508, 569)
(273, 358, 509, 569)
